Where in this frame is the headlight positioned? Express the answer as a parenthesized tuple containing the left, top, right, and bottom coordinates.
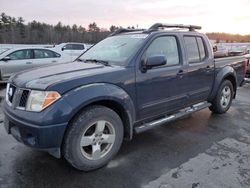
(26, 90, 61, 112)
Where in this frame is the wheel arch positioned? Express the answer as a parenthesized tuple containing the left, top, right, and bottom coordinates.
(63, 83, 136, 141)
(208, 66, 237, 101)
(70, 99, 134, 141)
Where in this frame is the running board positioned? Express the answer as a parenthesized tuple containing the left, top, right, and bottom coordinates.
(134, 102, 211, 134)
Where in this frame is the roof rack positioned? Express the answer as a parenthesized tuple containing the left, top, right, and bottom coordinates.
(109, 23, 202, 36)
(109, 28, 145, 36)
(148, 23, 202, 31)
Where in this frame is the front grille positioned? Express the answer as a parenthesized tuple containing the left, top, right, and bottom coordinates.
(6, 83, 30, 110)
(19, 90, 30, 108)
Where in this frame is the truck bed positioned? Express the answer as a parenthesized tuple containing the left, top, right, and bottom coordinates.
(215, 56, 246, 86)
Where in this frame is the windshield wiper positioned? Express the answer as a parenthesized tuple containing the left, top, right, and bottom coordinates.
(83, 59, 111, 66)
(75, 58, 84, 62)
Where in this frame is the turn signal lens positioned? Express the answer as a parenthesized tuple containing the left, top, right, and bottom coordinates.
(26, 90, 61, 112)
(42, 92, 61, 109)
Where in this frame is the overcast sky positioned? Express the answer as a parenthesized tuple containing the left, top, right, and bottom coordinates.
(1, 0, 250, 34)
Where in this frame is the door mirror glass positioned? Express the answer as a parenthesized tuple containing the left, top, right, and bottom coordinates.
(2, 56, 11, 61)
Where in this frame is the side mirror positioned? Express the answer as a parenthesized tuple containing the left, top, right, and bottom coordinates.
(1, 56, 11, 62)
(141, 55, 167, 72)
(213, 46, 218, 52)
(61, 47, 65, 51)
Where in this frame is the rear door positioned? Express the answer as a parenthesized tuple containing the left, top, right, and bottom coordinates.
(1, 49, 33, 79)
(33, 49, 61, 68)
(183, 35, 214, 103)
(136, 35, 189, 120)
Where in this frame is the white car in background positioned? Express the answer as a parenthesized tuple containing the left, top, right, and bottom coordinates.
(0, 47, 72, 82)
(213, 45, 229, 58)
(53, 42, 92, 59)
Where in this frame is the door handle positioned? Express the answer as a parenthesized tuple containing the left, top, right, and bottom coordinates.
(205, 65, 212, 73)
(52, 60, 57, 63)
(26, 62, 32, 64)
(177, 70, 184, 77)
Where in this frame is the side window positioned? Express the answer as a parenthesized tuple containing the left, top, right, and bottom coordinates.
(184, 36, 200, 63)
(63, 44, 84, 50)
(184, 36, 207, 63)
(8, 50, 32, 60)
(34, 49, 60, 59)
(144, 36, 179, 66)
(72, 44, 85, 50)
(63, 44, 73, 50)
(197, 37, 206, 60)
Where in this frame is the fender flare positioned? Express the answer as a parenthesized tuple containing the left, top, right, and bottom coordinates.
(63, 83, 136, 140)
(208, 66, 237, 101)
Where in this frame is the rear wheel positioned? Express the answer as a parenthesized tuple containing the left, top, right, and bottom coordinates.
(63, 105, 124, 171)
(209, 80, 233, 114)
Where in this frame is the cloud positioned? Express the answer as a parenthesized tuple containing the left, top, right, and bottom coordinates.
(1, 0, 249, 34)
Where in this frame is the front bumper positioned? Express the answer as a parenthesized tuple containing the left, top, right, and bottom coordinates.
(4, 105, 68, 158)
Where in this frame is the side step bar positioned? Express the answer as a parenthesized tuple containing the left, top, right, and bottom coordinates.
(134, 102, 211, 134)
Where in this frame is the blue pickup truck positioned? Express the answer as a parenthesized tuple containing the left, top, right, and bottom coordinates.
(3, 23, 247, 171)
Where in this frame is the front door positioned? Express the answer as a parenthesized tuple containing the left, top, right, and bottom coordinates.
(136, 35, 189, 120)
(1, 49, 33, 79)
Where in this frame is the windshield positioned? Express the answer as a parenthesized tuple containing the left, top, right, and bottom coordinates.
(0, 48, 10, 55)
(78, 34, 148, 66)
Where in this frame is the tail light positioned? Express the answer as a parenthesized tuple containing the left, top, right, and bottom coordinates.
(243, 59, 248, 74)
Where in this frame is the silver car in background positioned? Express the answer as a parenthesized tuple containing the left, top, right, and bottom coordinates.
(0, 47, 72, 82)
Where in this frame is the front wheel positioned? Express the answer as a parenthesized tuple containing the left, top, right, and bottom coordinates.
(209, 80, 234, 114)
(63, 105, 124, 171)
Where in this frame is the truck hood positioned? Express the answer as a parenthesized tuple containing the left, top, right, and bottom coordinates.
(10, 62, 115, 90)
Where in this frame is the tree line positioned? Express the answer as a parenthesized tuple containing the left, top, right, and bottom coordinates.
(206, 32, 250, 43)
(0, 12, 121, 44)
(0, 12, 250, 44)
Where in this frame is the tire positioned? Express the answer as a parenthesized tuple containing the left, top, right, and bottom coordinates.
(209, 80, 234, 114)
(63, 105, 124, 171)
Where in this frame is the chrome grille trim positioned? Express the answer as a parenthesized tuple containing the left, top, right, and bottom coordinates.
(6, 83, 31, 110)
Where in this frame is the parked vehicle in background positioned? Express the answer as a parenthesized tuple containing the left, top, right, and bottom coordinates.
(0, 44, 54, 49)
(0, 47, 72, 82)
(3, 23, 247, 171)
(53, 42, 93, 59)
(228, 46, 245, 56)
(213, 45, 229, 58)
(245, 54, 250, 78)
